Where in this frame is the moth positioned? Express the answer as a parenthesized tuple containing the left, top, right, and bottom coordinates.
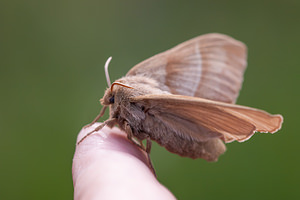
(78, 33, 283, 174)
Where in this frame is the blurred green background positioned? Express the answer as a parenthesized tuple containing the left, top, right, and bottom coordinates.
(1, 0, 299, 199)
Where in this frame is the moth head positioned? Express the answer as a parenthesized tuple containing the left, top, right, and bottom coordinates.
(101, 82, 134, 106)
(100, 57, 134, 106)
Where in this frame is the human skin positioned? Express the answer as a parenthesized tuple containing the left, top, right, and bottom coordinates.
(72, 123, 176, 200)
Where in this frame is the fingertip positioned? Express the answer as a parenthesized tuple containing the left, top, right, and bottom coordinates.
(72, 123, 176, 200)
(75, 123, 148, 163)
(73, 123, 149, 182)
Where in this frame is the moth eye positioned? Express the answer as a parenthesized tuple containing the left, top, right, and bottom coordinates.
(109, 96, 115, 104)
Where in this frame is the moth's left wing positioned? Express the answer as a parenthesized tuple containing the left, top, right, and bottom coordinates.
(127, 33, 247, 103)
(131, 94, 283, 143)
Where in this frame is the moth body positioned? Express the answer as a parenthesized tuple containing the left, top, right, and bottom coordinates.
(101, 76, 226, 161)
(82, 33, 283, 165)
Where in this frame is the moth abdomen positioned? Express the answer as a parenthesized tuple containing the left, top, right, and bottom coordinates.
(135, 108, 225, 161)
(162, 136, 226, 161)
(142, 122, 226, 161)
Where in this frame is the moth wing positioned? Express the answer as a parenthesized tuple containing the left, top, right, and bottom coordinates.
(127, 33, 247, 103)
(131, 94, 283, 143)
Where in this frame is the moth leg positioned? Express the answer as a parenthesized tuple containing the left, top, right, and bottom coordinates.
(138, 140, 145, 150)
(77, 118, 116, 145)
(83, 106, 107, 129)
(146, 137, 156, 177)
(124, 121, 145, 151)
(123, 122, 156, 176)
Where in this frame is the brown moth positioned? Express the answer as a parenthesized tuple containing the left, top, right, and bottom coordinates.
(78, 33, 283, 173)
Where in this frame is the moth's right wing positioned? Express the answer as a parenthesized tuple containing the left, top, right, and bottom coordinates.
(127, 33, 247, 103)
(131, 94, 283, 144)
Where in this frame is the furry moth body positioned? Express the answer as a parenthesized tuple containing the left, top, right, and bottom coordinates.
(79, 33, 283, 166)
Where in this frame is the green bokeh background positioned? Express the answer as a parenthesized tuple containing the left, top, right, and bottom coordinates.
(1, 1, 299, 199)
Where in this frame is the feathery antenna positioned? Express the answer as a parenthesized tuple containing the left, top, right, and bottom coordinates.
(104, 56, 112, 87)
(111, 82, 134, 92)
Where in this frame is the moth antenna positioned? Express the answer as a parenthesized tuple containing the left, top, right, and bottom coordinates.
(104, 56, 112, 87)
(111, 82, 134, 92)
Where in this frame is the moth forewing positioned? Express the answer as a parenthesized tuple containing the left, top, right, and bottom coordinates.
(131, 94, 283, 143)
(127, 33, 248, 103)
